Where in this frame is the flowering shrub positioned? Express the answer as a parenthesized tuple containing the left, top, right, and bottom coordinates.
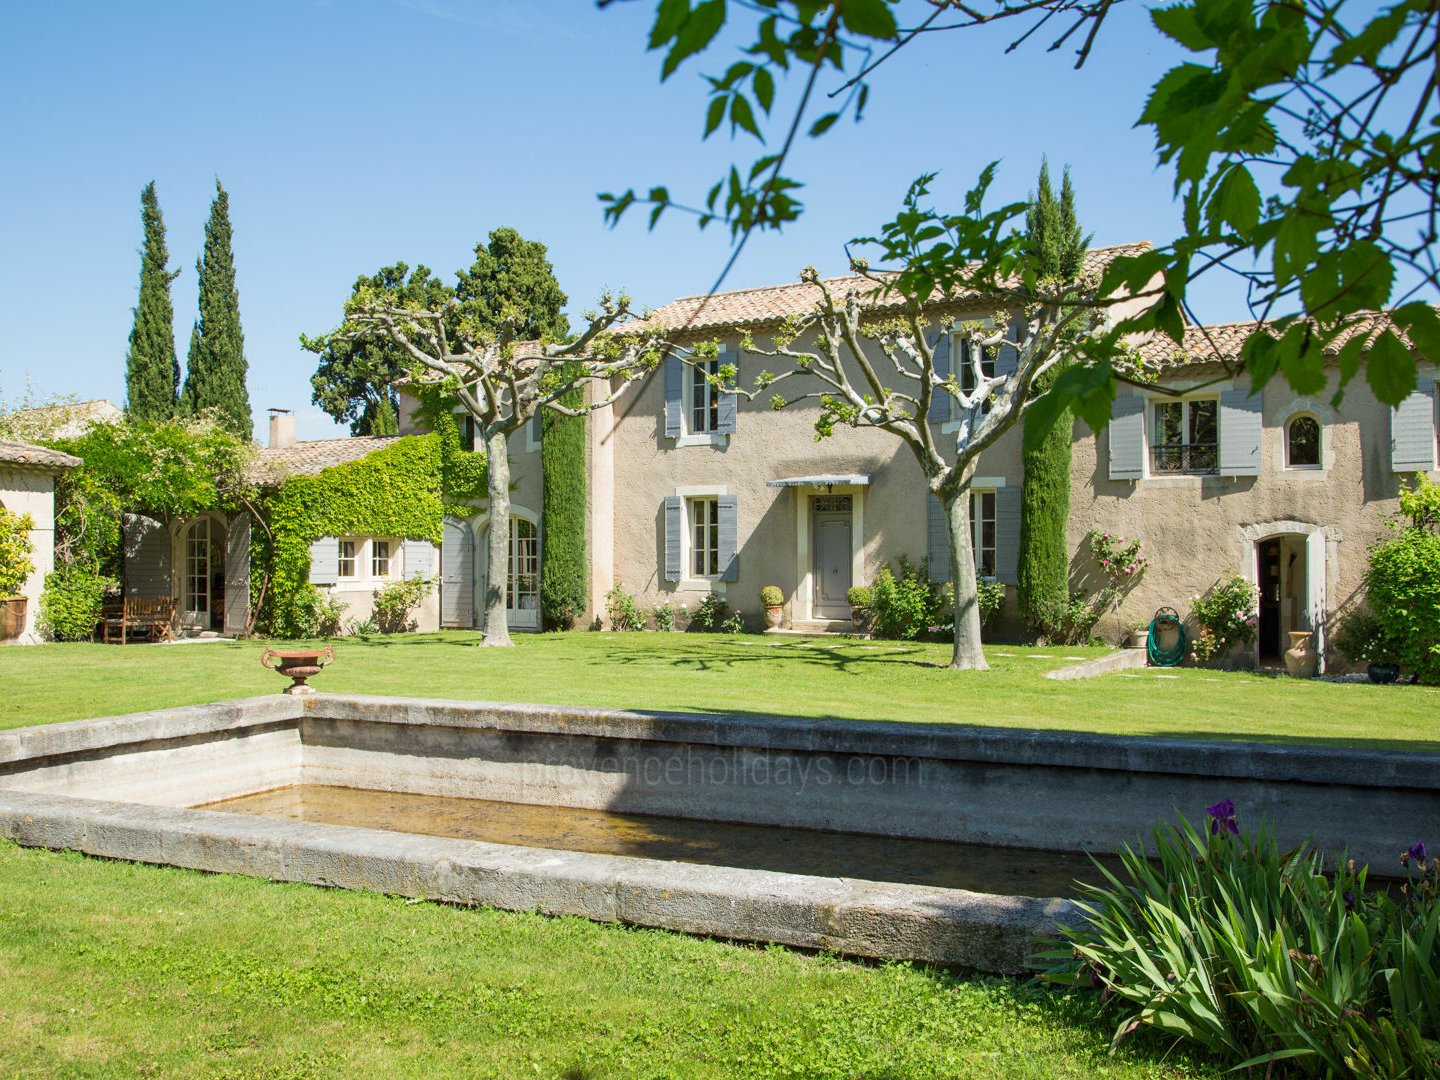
(690, 592, 728, 632)
(371, 575, 433, 634)
(0, 505, 36, 598)
(604, 582, 644, 631)
(1189, 573, 1258, 664)
(651, 601, 677, 632)
(721, 609, 745, 634)
(1088, 531, 1146, 581)
(1044, 802, 1440, 1077)
(869, 558, 945, 641)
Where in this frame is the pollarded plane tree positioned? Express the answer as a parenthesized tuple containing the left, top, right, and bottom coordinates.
(718, 177, 1109, 671)
(327, 291, 672, 647)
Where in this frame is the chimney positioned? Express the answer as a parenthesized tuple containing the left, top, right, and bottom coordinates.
(268, 408, 296, 449)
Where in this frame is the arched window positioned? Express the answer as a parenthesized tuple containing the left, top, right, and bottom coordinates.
(1286, 414, 1321, 468)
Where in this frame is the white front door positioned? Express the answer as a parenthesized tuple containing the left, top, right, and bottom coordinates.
(812, 496, 852, 620)
(179, 519, 212, 631)
(479, 517, 541, 630)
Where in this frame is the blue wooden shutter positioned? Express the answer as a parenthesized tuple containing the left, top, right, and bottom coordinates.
(717, 495, 739, 582)
(530, 410, 543, 447)
(223, 514, 250, 634)
(1219, 388, 1263, 476)
(1391, 379, 1436, 472)
(993, 322, 1020, 379)
(308, 537, 339, 585)
(926, 493, 950, 583)
(663, 496, 682, 581)
(123, 514, 171, 598)
(994, 486, 1022, 585)
(402, 539, 434, 579)
(929, 334, 952, 423)
(1109, 396, 1146, 480)
(663, 357, 683, 438)
(715, 348, 738, 434)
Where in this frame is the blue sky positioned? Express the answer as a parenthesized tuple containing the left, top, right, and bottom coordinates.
(1, 0, 1218, 440)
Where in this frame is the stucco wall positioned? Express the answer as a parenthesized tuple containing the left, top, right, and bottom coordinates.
(1070, 363, 1436, 665)
(0, 467, 59, 644)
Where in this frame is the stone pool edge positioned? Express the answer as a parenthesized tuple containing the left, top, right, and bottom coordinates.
(0, 788, 1072, 974)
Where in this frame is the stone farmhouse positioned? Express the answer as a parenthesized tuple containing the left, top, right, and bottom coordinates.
(118, 245, 1435, 670)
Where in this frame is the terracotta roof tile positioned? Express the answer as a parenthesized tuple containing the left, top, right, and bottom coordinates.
(620, 242, 1155, 337)
(0, 439, 82, 470)
(248, 436, 401, 484)
(1132, 308, 1439, 370)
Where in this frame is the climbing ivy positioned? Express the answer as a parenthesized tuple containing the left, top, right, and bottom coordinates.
(254, 434, 447, 637)
(408, 388, 489, 510)
(540, 364, 586, 629)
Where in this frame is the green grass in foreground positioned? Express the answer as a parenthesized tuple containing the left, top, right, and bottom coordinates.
(2, 632, 1436, 750)
(0, 843, 1215, 1079)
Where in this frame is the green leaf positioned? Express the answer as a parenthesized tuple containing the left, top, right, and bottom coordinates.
(1150, 3, 1213, 50)
(1393, 302, 1440, 368)
(1211, 164, 1260, 234)
(661, 0, 726, 81)
(648, 0, 690, 49)
(704, 94, 726, 137)
(1301, 241, 1394, 319)
(808, 111, 840, 137)
(839, 0, 897, 40)
(752, 66, 775, 113)
(1367, 329, 1417, 406)
(729, 93, 762, 139)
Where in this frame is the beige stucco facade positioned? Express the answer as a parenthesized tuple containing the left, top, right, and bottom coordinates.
(1, 465, 65, 645)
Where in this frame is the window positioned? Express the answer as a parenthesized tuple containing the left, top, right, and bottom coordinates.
(371, 539, 391, 578)
(337, 539, 357, 578)
(957, 338, 997, 396)
(455, 413, 478, 451)
(1286, 414, 1321, 468)
(690, 358, 721, 434)
(1151, 398, 1218, 475)
(690, 497, 720, 577)
(507, 518, 539, 609)
(971, 491, 996, 578)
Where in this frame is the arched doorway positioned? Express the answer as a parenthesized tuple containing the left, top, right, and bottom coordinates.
(1244, 522, 1331, 670)
(478, 513, 541, 630)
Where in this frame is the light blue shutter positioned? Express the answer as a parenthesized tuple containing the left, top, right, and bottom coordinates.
(224, 514, 250, 634)
(1109, 396, 1146, 480)
(663, 357, 683, 438)
(308, 537, 339, 585)
(993, 322, 1020, 379)
(994, 486, 1022, 584)
(1219, 388, 1263, 476)
(1391, 379, 1436, 472)
(926, 494, 950, 583)
(530, 410, 543, 446)
(717, 495, 739, 582)
(663, 497, 682, 581)
(715, 348, 738, 435)
(402, 539, 434, 579)
(123, 514, 170, 598)
(929, 334, 952, 422)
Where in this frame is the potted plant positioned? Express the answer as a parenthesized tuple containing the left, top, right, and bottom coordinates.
(1334, 609, 1399, 684)
(0, 506, 36, 641)
(760, 585, 784, 630)
(847, 585, 872, 630)
(1126, 621, 1150, 649)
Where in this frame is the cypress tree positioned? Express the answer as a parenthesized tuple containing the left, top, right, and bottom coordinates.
(182, 180, 252, 438)
(1016, 161, 1090, 640)
(124, 182, 180, 421)
(540, 362, 587, 629)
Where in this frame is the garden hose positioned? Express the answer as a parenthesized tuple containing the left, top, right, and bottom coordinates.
(1147, 608, 1187, 668)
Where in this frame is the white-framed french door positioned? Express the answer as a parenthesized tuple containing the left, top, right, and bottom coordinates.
(479, 513, 541, 630)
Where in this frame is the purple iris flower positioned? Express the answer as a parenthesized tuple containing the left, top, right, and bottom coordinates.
(1206, 800, 1239, 836)
(1408, 840, 1428, 863)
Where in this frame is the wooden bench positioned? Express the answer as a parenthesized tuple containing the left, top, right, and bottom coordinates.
(102, 597, 175, 644)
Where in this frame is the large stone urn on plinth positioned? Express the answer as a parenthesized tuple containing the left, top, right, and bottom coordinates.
(260, 646, 335, 694)
(1283, 631, 1318, 679)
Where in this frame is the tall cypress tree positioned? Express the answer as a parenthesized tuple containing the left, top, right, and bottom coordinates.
(124, 182, 180, 421)
(182, 179, 252, 438)
(1016, 160, 1090, 640)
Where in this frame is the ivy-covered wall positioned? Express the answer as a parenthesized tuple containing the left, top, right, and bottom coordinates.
(540, 371, 587, 628)
(254, 434, 453, 636)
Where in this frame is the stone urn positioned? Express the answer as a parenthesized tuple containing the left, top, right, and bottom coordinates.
(1367, 662, 1400, 685)
(1283, 631, 1318, 679)
(1127, 627, 1149, 649)
(0, 597, 25, 642)
(261, 645, 335, 695)
(763, 605, 784, 630)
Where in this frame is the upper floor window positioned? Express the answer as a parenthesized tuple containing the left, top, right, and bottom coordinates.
(1286, 414, 1321, 468)
(957, 338, 997, 396)
(455, 412, 478, 452)
(691, 358, 721, 434)
(1151, 398, 1218, 475)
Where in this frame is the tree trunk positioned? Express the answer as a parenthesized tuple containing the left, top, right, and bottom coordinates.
(944, 484, 989, 671)
(482, 429, 513, 647)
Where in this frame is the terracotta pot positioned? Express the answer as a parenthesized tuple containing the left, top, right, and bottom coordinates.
(764, 605, 784, 629)
(0, 597, 26, 641)
(260, 645, 336, 695)
(1283, 630, 1318, 679)
(1127, 629, 1149, 649)
(1367, 662, 1399, 685)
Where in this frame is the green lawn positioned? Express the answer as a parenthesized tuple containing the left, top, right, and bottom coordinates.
(3, 631, 1436, 750)
(0, 843, 1216, 1078)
